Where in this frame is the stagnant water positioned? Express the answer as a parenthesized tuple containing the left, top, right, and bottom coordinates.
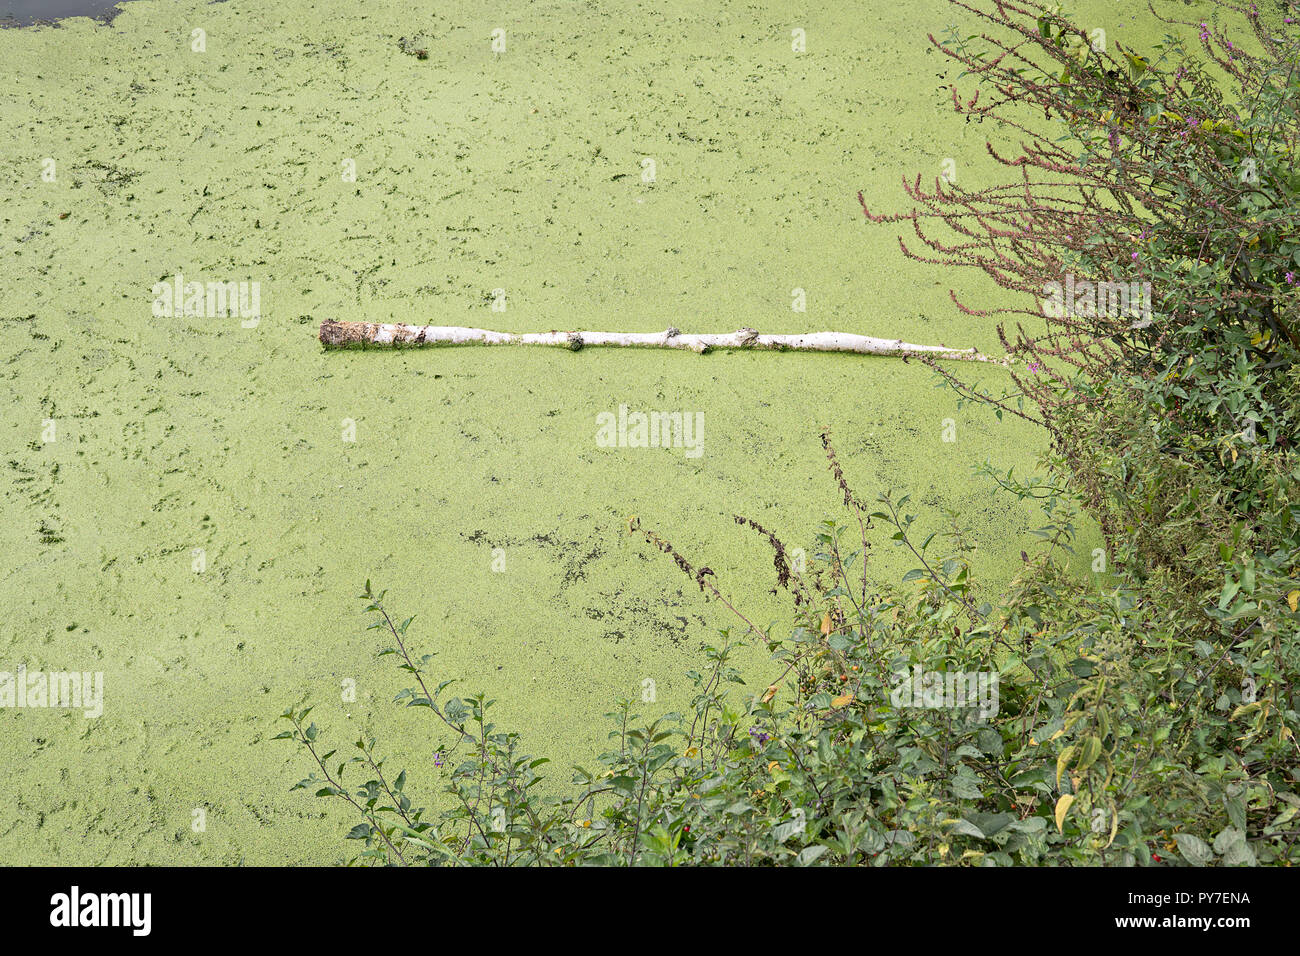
(1, 0, 131, 27)
(0, 0, 1207, 864)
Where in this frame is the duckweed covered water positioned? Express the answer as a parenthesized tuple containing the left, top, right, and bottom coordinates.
(0, 0, 1201, 863)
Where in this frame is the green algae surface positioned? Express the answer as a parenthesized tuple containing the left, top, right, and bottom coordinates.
(0, 0, 1204, 863)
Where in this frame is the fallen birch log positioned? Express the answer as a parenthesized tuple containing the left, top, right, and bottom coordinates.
(319, 320, 1009, 363)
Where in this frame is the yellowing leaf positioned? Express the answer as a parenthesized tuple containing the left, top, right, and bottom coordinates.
(820, 612, 832, 636)
(767, 761, 781, 773)
(1105, 801, 1119, 849)
(1055, 794, 1075, 833)
(1122, 50, 1149, 79)
(761, 684, 778, 704)
(1288, 590, 1299, 613)
(1056, 745, 1076, 788)
(831, 693, 854, 708)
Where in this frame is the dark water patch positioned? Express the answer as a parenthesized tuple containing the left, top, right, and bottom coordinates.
(1, 0, 129, 28)
(2, 0, 228, 29)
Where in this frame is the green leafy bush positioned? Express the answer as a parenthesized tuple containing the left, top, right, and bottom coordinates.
(273, 430, 1299, 865)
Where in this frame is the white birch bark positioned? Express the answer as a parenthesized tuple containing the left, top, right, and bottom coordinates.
(319, 320, 1008, 363)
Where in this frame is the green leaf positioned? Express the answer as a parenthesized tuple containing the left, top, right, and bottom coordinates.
(1213, 827, 1256, 866)
(948, 818, 986, 839)
(1074, 735, 1102, 774)
(1174, 833, 1214, 866)
(951, 768, 984, 800)
(796, 845, 829, 866)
